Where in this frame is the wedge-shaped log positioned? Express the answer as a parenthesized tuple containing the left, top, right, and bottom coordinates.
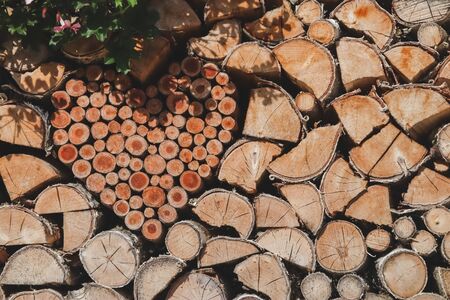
(11, 62, 66, 95)
(320, 157, 367, 216)
(349, 123, 428, 182)
(0, 245, 75, 285)
(435, 56, 450, 87)
(383, 86, 450, 139)
(0, 205, 59, 246)
(191, 189, 255, 238)
(188, 19, 241, 61)
(441, 232, 450, 263)
(273, 38, 337, 103)
(9, 289, 64, 300)
(218, 140, 281, 194)
(331, 0, 395, 49)
(0, 154, 61, 201)
(235, 253, 290, 300)
(403, 168, 450, 208)
(243, 84, 303, 143)
(204, 0, 264, 24)
(436, 124, 450, 163)
(384, 43, 438, 83)
(392, 0, 450, 27)
(167, 271, 227, 300)
(345, 185, 393, 225)
(198, 236, 259, 267)
(268, 124, 341, 182)
(331, 92, 389, 144)
(254, 194, 300, 228)
(63, 210, 98, 253)
(279, 182, 324, 234)
(336, 38, 388, 92)
(134, 255, 186, 300)
(244, 1, 304, 45)
(256, 228, 315, 271)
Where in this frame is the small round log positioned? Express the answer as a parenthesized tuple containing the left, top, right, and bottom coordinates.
(165, 221, 209, 261)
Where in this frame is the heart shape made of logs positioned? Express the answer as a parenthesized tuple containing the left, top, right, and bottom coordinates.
(50, 57, 238, 239)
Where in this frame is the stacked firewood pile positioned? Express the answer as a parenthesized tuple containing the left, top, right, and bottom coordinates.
(0, 0, 449, 299)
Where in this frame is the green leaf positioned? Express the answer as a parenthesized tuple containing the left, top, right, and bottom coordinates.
(104, 57, 115, 65)
(127, 0, 138, 7)
(114, 0, 124, 8)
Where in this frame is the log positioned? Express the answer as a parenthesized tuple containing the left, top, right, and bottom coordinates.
(244, 1, 305, 45)
(1, 38, 49, 72)
(403, 167, 450, 208)
(331, 91, 389, 144)
(435, 124, 450, 163)
(9, 289, 64, 300)
(58, 144, 78, 164)
(65, 79, 87, 97)
(349, 123, 428, 182)
(307, 19, 340, 46)
(273, 38, 337, 102)
(79, 229, 140, 288)
(366, 228, 391, 253)
(377, 249, 427, 299)
(0, 205, 59, 246)
(384, 43, 438, 83)
(243, 85, 303, 142)
(408, 294, 446, 300)
(86, 173, 106, 193)
(345, 185, 393, 226)
(337, 274, 367, 300)
(316, 220, 367, 273)
(0, 102, 47, 149)
(191, 189, 255, 238)
(64, 210, 98, 252)
(300, 272, 332, 300)
(79, 144, 96, 160)
(204, 0, 265, 24)
(392, 0, 450, 27)
(51, 110, 71, 129)
(166, 271, 227, 300)
(442, 232, 450, 263)
(223, 42, 281, 82)
(336, 38, 388, 92)
(393, 216, 417, 240)
(234, 253, 291, 300)
(66, 283, 128, 300)
(268, 124, 342, 182)
(165, 221, 209, 261)
(141, 219, 164, 242)
(0, 154, 61, 201)
(134, 255, 186, 300)
(188, 19, 242, 61)
(179, 170, 203, 192)
(331, 0, 395, 49)
(411, 230, 437, 256)
(11, 62, 66, 95)
(124, 210, 145, 231)
(62, 36, 107, 64)
(256, 227, 315, 271)
(0, 245, 75, 285)
(295, 0, 323, 25)
(52, 90, 72, 109)
(434, 267, 450, 298)
(435, 56, 450, 87)
(69, 123, 90, 145)
(320, 157, 367, 216)
(279, 182, 324, 234)
(422, 207, 450, 236)
(253, 194, 297, 230)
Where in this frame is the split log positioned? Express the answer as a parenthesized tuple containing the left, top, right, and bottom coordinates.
(268, 124, 341, 182)
(366, 228, 391, 252)
(0, 245, 75, 285)
(393, 216, 417, 240)
(316, 220, 367, 273)
(234, 253, 291, 300)
(243, 85, 303, 142)
(134, 255, 186, 300)
(256, 227, 315, 271)
(345, 185, 393, 226)
(349, 123, 428, 182)
(331, 91, 389, 144)
(320, 157, 367, 216)
(365, 293, 393, 300)
(442, 232, 450, 263)
(254, 194, 300, 228)
(392, 0, 450, 27)
(11, 62, 66, 95)
(9, 289, 64, 300)
(337, 274, 367, 300)
(0, 154, 61, 201)
(0, 205, 59, 246)
(377, 249, 428, 299)
(204, 0, 265, 24)
(67, 283, 128, 300)
(1, 38, 49, 72)
(279, 182, 324, 234)
(384, 43, 438, 83)
(300, 272, 332, 300)
(411, 230, 437, 256)
(434, 267, 450, 298)
(403, 167, 450, 208)
(79, 229, 140, 288)
(331, 0, 395, 50)
(191, 189, 255, 238)
(165, 220, 209, 261)
(435, 124, 450, 163)
(422, 207, 450, 236)
(62, 36, 107, 64)
(307, 19, 340, 46)
(295, 0, 323, 25)
(223, 42, 281, 82)
(64, 210, 98, 253)
(244, 1, 305, 45)
(0, 102, 47, 149)
(198, 236, 259, 267)
(408, 294, 446, 300)
(166, 270, 227, 299)
(336, 38, 388, 92)
(188, 19, 242, 61)
(273, 38, 337, 102)
(435, 56, 450, 87)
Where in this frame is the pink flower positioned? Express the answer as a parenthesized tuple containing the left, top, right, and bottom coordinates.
(41, 7, 47, 18)
(53, 12, 81, 33)
(25, 0, 34, 5)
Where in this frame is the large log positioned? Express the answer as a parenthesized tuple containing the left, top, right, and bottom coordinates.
(9, 289, 64, 300)
(166, 270, 227, 300)
(67, 283, 128, 300)
(11, 62, 66, 95)
(204, 0, 265, 24)
(392, 0, 450, 27)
